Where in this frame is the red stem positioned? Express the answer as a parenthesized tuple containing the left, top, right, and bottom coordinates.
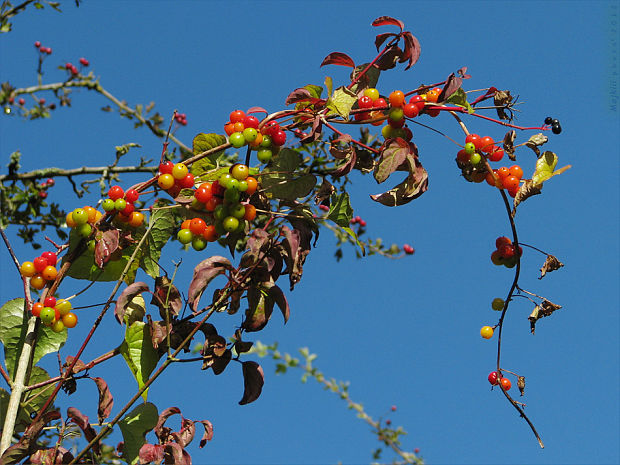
(322, 119, 379, 154)
(427, 105, 548, 131)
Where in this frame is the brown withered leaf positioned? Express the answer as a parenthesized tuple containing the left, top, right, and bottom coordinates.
(493, 90, 513, 121)
(540, 254, 564, 279)
(511, 179, 542, 216)
(95, 229, 119, 268)
(528, 299, 562, 334)
(151, 276, 182, 319)
(503, 130, 517, 161)
(518, 376, 526, 397)
(67, 407, 100, 454)
(90, 377, 114, 424)
(524, 133, 549, 157)
(315, 178, 335, 206)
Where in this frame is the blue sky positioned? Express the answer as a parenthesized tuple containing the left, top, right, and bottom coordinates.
(1, 1, 619, 464)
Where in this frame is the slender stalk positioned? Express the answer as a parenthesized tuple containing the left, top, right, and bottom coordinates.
(0, 165, 154, 183)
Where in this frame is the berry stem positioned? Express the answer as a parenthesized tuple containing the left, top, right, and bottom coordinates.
(429, 105, 547, 131)
(322, 118, 379, 154)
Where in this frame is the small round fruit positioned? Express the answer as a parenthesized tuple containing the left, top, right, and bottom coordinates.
(20, 261, 36, 278)
(125, 189, 140, 203)
(41, 251, 57, 266)
(381, 124, 394, 139)
(172, 163, 189, 180)
(242, 127, 258, 143)
(191, 236, 207, 251)
(491, 298, 505, 311)
(128, 211, 145, 227)
(480, 326, 494, 339)
(551, 122, 562, 134)
(456, 149, 470, 164)
(30, 274, 46, 290)
(189, 218, 207, 235)
(488, 147, 504, 162)
(222, 216, 239, 233)
(230, 203, 246, 219)
(425, 89, 440, 103)
(31, 302, 43, 317)
(388, 90, 405, 107)
(230, 110, 245, 123)
(358, 95, 373, 109)
(159, 161, 174, 174)
(408, 95, 425, 112)
(464, 142, 476, 155)
(257, 148, 273, 163)
(76, 223, 92, 238)
(465, 133, 481, 147)
(244, 204, 257, 221)
(178, 173, 195, 189)
(488, 371, 499, 385)
(502, 175, 520, 192)
(469, 153, 482, 165)
(499, 244, 515, 259)
(259, 134, 272, 147)
(491, 250, 504, 266)
(72, 208, 89, 225)
(51, 319, 65, 333)
(237, 180, 248, 192)
(403, 103, 419, 118)
(33, 256, 49, 272)
(214, 204, 228, 221)
(496, 236, 512, 248)
(224, 122, 235, 135)
(87, 240, 96, 252)
(243, 115, 259, 128)
(42, 266, 57, 281)
(388, 107, 404, 122)
(194, 185, 213, 203)
(39, 307, 56, 324)
(158, 174, 175, 190)
(496, 166, 510, 179)
(114, 198, 127, 211)
(500, 377, 512, 391)
(43, 296, 56, 307)
(56, 299, 72, 316)
(479, 136, 495, 153)
(245, 177, 258, 195)
(229, 132, 246, 148)
(107, 185, 124, 201)
(230, 164, 249, 181)
(271, 130, 286, 146)
(509, 165, 523, 180)
(202, 225, 218, 242)
(82, 206, 98, 223)
(62, 312, 77, 328)
(544, 116, 553, 125)
(66, 212, 77, 228)
(102, 198, 115, 212)
(363, 88, 380, 101)
(177, 228, 193, 244)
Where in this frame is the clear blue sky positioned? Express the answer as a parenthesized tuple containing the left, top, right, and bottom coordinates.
(1, 1, 619, 464)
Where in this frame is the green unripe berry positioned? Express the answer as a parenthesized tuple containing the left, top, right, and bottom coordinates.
(214, 204, 228, 221)
(469, 153, 481, 165)
(389, 107, 404, 122)
(77, 223, 92, 237)
(229, 132, 246, 148)
(224, 188, 240, 204)
(230, 203, 246, 219)
(192, 237, 207, 251)
(51, 319, 65, 333)
(114, 198, 127, 211)
(72, 208, 89, 225)
(219, 173, 234, 189)
(381, 125, 393, 139)
(237, 180, 248, 192)
(464, 142, 476, 155)
(259, 134, 272, 148)
(242, 128, 258, 143)
(177, 228, 193, 244)
(222, 216, 239, 232)
(257, 148, 272, 163)
(39, 307, 55, 324)
(492, 298, 505, 311)
(87, 240, 96, 252)
(102, 198, 115, 212)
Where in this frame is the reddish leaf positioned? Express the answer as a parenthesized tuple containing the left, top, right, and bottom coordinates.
(163, 442, 191, 465)
(30, 447, 74, 464)
(374, 138, 410, 184)
(63, 356, 87, 375)
(371, 151, 428, 206)
(67, 407, 100, 454)
(300, 115, 323, 144)
(371, 15, 404, 31)
(154, 407, 181, 443)
(147, 316, 170, 352)
(374, 32, 397, 51)
(94, 229, 119, 268)
(240, 229, 272, 268)
(472, 86, 498, 105)
(246, 106, 267, 115)
(1, 411, 62, 463)
(456, 66, 471, 79)
(376, 46, 404, 71)
(187, 256, 232, 313)
(280, 225, 306, 290)
(268, 284, 290, 324)
(171, 418, 196, 448)
(239, 361, 264, 405)
(139, 444, 164, 464)
(90, 377, 114, 424)
(151, 276, 182, 318)
(320, 52, 355, 68)
(439, 72, 462, 101)
(285, 88, 312, 106)
(243, 286, 274, 332)
(401, 32, 421, 70)
(330, 135, 356, 178)
(197, 420, 214, 448)
(114, 282, 149, 324)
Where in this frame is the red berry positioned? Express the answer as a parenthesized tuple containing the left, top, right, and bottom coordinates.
(39, 46, 46, 53)
(18, 98, 25, 105)
(38, 191, 47, 199)
(39, 98, 46, 105)
(45, 47, 52, 54)
(33, 256, 48, 273)
(65, 62, 73, 70)
(495, 236, 512, 248)
(243, 115, 260, 129)
(271, 130, 286, 146)
(319, 204, 329, 212)
(159, 161, 174, 174)
(499, 244, 515, 259)
(373, 97, 388, 109)
(403, 244, 415, 255)
(262, 121, 280, 137)
(479, 136, 495, 153)
(358, 95, 374, 109)
(403, 102, 419, 118)
(79, 57, 89, 66)
(408, 95, 425, 112)
(488, 371, 499, 385)
(500, 377, 512, 391)
(488, 146, 504, 162)
(124, 189, 139, 203)
(178, 173, 195, 189)
(34, 41, 41, 48)
(108, 185, 124, 201)
(41, 251, 57, 266)
(44, 296, 56, 308)
(229, 110, 245, 124)
(121, 203, 134, 216)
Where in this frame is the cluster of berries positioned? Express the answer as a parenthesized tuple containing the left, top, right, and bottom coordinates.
(349, 215, 367, 228)
(34, 41, 52, 54)
(157, 162, 195, 197)
(488, 371, 512, 391)
(223, 110, 286, 164)
(102, 186, 145, 227)
(485, 165, 524, 197)
(66, 206, 103, 238)
(544, 116, 562, 134)
(37, 177, 55, 199)
(174, 112, 188, 126)
(20, 251, 59, 290)
(176, 218, 218, 251)
(355, 87, 388, 124)
(490, 236, 522, 268)
(31, 296, 78, 333)
(64, 59, 88, 76)
(457, 134, 504, 165)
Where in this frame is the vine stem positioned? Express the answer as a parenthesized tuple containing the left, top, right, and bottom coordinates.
(429, 105, 547, 131)
(0, 165, 154, 183)
(27, 220, 158, 429)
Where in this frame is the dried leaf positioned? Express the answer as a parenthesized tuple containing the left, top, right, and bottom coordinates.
(518, 376, 526, 396)
(539, 254, 564, 279)
(154, 407, 181, 443)
(314, 178, 335, 206)
(197, 420, 214, 448)
(528, 300, 562, 334)
(115, 282, 149, 324)
(30, 447, 74, 464)
(63, 356, 87, 375)
(151, 276, 182, 318)
(163, 442, 191, 465)
(91, 377, 114, 424)
(187, 256, 232, 313)
(524, 133, 549, 157)
(493, 90, 513, 120)
(371, 150, 428, 207)
(239, 361, 264, 405)
(171, 418, 195, 448)
(139, 444, 164, 464)
(502, 130, 517, 161)
(401, 31, 421, 70)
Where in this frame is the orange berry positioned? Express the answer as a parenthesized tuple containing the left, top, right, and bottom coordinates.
(66, 212, 77, 228)
(30, 274, 46, 290)
(128, 211, 145, 227)
(82, 205, 97, 223)
(41, 265, 57, 281)
(509, 165, 523, 180)
(181, 219, 192, 230)
(245, 177, 258, 196)
(202, 224, 218, 242)
(243, 204, 257, 221)
(62, 312, 78, 328)
(425, 89, 440, 103)
(31, 302, 44, 317)
(224, 122, 235, 135)
(189, 218, 207, 235)
(388, 90, 405, 107)
(233, 122, 245, 133)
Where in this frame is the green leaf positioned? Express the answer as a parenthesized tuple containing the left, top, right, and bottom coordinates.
(531, 151, 558, 185)
(343, 226, 365, 256)
(120, 322, 159, 401)
(326, 86, 358, 119)
(118, 402, 158, 465)
(64, 230, 130, 282)
(304, 84, 323, 99)
(191, 133, 227, 176)
(260, 149, 317, 201)
(370, 154, 428, 206)
(446, 88, 474, 113)
(327, 193, 353, 227)
(0, 298, 66, 378)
